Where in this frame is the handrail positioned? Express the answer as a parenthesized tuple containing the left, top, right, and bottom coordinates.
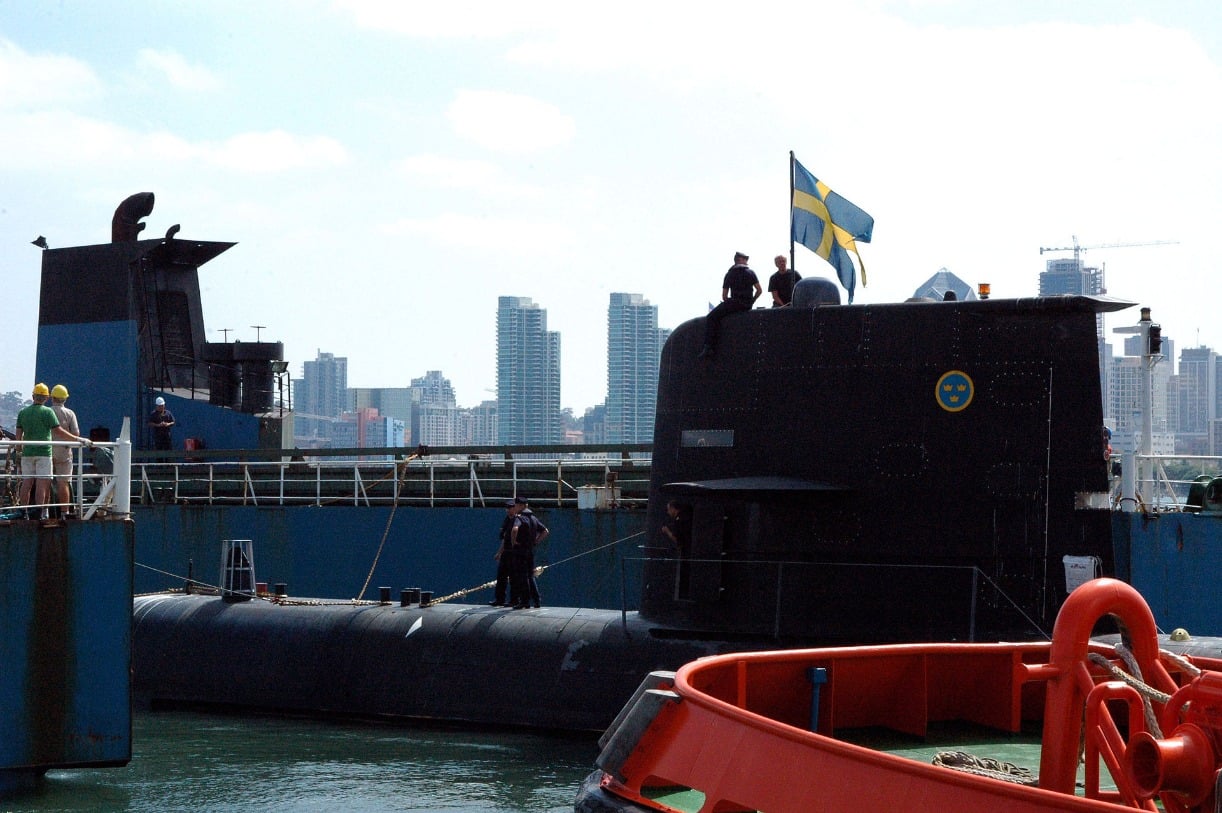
(0, 417, 133, 519)
(18, 452, 653, 508)
(1114, 451, 1222, 511)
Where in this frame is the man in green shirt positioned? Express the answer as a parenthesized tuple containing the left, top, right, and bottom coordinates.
(15, 382, 91, 517)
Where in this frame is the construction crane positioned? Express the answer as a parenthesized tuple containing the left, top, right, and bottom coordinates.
(1039, 235, 1179, 265)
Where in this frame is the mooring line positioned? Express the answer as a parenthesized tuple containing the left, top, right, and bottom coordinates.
(134, 527, 648, 607)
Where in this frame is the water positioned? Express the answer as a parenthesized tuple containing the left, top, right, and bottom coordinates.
(4, 711, 597, 812)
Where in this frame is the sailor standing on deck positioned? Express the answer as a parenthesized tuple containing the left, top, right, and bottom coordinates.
(15, 382, 92, 519)
(508, 501, 542, 609)
(149, 396, 176, 451)
(490, 497, 526, 607)
(517, 502, 549, 609)
(48, 384, 81, 513)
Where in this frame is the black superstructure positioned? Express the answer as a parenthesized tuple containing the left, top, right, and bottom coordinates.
(640, 292, 1129, 643)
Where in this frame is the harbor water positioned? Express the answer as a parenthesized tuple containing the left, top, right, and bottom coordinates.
(4, 710, 597, 812)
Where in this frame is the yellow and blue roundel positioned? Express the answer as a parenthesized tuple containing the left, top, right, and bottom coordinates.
(935, 370, 974, 412)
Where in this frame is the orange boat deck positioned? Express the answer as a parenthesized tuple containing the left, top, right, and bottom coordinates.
(589, 580, 1222, 813)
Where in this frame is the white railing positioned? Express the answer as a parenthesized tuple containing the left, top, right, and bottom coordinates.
(0, 417, 132, 519)
(1114, 451, 1222, 512)
(127, 454, 650, 508)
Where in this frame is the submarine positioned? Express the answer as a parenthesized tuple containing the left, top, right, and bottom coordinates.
(131, 277, 1130, 732)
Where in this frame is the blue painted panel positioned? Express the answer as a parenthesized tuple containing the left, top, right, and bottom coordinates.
(35, 320, 139, 443)
(0, 521, 132, 771)
(1122, 512, 1222, 635)
(157, 393, 263, 450)
(132, 505, 647, 609)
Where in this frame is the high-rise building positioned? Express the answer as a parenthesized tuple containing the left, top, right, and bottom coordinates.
(582, 404, 607, 445)
(606, 293, 669, 443)
(1041, 257, 1108, 409)
(496, 296, 561, 445)
(332, 407, 404, 460)
(409, 371, 460, 446)
(468, 400, 498, 446)
(1172, 346, 1219, 454)
(296, 351, 348, 442)
(911, 268, 977, 301)
(1106, 354, 1173, 454)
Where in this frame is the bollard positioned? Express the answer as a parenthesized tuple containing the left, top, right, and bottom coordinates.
(420, 590, 433, 606)
(407, 588, 421, 605)
(379, 586, 391, 604)
(400, 589, 411, 607)
(274, 583, 287, 596)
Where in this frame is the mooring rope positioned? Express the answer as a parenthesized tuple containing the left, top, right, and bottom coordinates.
(422, 530, 646, 606)
(934, 642, 1207, 788)
(353, 452, 422, 601)
(931, 751, 1037, 785)
(135, 527, 648, 607)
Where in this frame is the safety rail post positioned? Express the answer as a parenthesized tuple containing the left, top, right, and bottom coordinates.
(113, 418, 132, 514)
(73, 443, 85, 515)
(138, 464, 153, 504)
(241, 465, 257, 506)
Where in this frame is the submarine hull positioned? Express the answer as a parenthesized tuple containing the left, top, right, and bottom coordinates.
(132, 594, 726, 732)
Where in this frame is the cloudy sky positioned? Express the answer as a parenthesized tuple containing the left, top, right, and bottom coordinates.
(1, 1, 1219, 412)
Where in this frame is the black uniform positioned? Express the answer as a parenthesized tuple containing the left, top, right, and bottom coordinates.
(703, 263, 759, 351)
(491, 509, 516, 606)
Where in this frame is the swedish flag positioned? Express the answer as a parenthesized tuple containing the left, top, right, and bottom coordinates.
(791, 158, 874, 302)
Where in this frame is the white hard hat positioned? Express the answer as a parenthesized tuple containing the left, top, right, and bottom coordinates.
(155, 396, 166, 406)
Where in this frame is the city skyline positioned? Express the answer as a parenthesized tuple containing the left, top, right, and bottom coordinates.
(2, 4, 1219, 412)
(287, 273, 1221, 457)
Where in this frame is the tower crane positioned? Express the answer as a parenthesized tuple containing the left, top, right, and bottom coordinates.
(1039, 235, 1178, 265)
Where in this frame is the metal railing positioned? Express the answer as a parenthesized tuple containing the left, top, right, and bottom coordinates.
(1114, 452, 1222, 511)
(0, 418, 133, 519)
(114, 444, 653, 508)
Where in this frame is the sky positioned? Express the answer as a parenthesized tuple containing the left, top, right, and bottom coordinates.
(1, 1, 1219, 413)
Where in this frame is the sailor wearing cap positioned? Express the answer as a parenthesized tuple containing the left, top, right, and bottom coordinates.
(489, 497, 527, 606)
(699, 251, 762, 359)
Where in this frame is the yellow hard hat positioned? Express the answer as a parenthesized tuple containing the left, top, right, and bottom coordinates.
(33, 382, 50, 396)
(51, 384, 69, 400)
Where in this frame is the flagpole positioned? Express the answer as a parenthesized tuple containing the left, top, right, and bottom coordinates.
(788, 151, 796, 272)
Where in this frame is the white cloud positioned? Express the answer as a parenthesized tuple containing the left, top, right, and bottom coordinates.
(382, 211, 576, 254)
(397, 153, 544, 198)
(398, 154, 505, 187)
(136, 48, 222, 92)
(0, 38, 101, 110)
(0, 113, 347, 174)
(333, 0, 567, 38)
(445, 90, 575, 153)
(202, 130, 349, 172)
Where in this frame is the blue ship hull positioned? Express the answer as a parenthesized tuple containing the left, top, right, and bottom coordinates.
(131, 504, 647, 608)
(1113, 510, 1222, 635)
(1, 520, 133, 786)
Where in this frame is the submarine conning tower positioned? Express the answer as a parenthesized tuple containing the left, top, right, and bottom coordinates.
(639, 288, 1135, 645)
(35, 193, 289, 450)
